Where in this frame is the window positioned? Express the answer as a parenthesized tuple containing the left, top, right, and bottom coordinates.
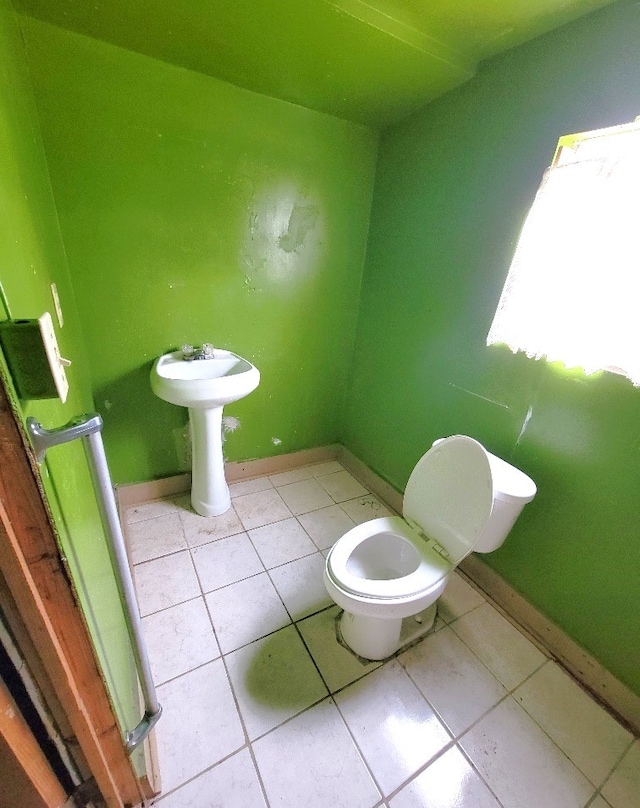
(487, 119, 640, 386)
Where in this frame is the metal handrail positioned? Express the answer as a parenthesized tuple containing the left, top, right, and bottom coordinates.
(27, 414, 161, 754)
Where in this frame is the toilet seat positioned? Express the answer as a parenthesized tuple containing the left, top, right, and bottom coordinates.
(403, 435, 494, 564)
(325, 516, 451, 601)
(324, 436, 535, 660)
(326, 436, 495, 603)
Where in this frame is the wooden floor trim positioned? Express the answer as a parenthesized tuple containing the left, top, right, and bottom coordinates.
(115, 445, 341, 507)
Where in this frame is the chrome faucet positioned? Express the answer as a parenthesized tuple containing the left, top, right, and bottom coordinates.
(181, 343, 215, 361)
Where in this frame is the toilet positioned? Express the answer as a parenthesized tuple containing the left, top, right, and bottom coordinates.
(324, 435, 536, 660)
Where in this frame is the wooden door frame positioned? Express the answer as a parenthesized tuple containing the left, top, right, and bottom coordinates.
(0, 376, 147, 808)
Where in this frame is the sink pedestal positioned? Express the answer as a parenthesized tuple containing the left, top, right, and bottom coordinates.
(150, 348, 259, 518)
(189, 406, 231, 517)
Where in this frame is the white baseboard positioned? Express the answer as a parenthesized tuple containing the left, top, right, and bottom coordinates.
(225, 444, 341, 482)
(116, 473, 191, 508)
(115, 444, 341, 508)
(338, 446, 403, 514)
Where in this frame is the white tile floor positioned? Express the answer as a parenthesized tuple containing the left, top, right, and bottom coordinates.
(124, 462, 639, 808)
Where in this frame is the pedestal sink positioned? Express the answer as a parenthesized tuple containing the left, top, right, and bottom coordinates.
(151, 349, 260, 517)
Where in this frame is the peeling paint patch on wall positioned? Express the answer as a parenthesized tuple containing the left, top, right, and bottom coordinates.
(243, 185, 326, 285)
(172, 423, 191, 470)
(278, 205, 320, 253)
(222, 415, 241, 434)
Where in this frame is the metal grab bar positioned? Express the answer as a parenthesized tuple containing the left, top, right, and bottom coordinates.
(26, 414, 162, 754)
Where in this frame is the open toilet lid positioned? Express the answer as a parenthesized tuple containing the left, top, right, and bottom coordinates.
(403, 436, 493, 565)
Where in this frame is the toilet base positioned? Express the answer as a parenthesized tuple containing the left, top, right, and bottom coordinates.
(338, 603, 438, 661)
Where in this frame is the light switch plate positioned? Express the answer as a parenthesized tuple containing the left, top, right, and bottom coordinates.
(38, 312, 70, 403)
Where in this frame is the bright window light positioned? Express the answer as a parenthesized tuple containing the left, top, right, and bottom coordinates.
(487, 119, 640, 386)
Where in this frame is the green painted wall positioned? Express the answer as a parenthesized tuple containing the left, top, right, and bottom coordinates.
(342, 0, 640, 695)
(0, 0, 141, 762)
(12, 0, 616, 127)
(21, 17, 377, 485)
(13, 0, 637, 705)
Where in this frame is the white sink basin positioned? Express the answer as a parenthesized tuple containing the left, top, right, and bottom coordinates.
(150, 348, 260, 517)
(151, 350, 260, 408)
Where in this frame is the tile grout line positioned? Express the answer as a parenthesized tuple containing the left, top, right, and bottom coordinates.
(240, 693, 335, 747)
(399, 614, 630, 800)
(122, 491, 191, 527)
(144, 499, 269, 804)
(244, 514, 321, 573)
(385, 652, 507, 805)
(450, 741, 507, 808)
(334, 677, 447, 805)
(183, 496, 343, 806)
(286, 468, 451, 804)
(128, 480, 634, 807)
(188, 516, 274, 808)
(498, 655, 629, 794)
(377, 739, 467, 807)
(136, 479, 474, 803)
(293, 613, 382, 701)
(392, 629, 546, 806)
(446, 607, 549, 694)
(400, 641, 599, 803)
(580, 733, 636, 802)
(187, 466, 392, 802)
(152, 743, 255, 805)
(323, 692, 387, 805)
(130, 481, 378, 564)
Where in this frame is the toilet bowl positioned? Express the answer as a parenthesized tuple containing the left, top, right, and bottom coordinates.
(324, 436, 536, 660)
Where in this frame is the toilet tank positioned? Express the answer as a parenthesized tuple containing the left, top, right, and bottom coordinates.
(475, 451, 537, 553)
